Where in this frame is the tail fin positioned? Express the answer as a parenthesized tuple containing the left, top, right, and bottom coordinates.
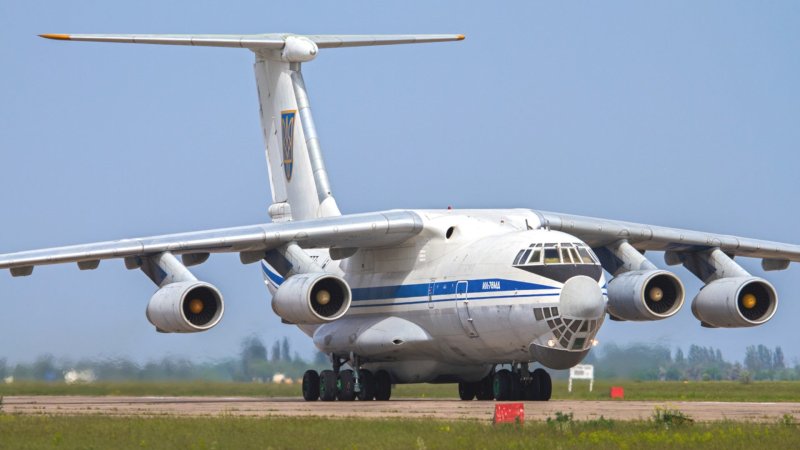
(40, 33, 465, 221)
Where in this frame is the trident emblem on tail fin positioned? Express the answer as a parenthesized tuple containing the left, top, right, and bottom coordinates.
(281, 110, 296, 181)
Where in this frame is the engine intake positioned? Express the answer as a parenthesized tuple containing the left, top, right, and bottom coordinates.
(146, 281, 224, 333)
(691, 277, 777, 328)
(272, 273, 351, 324)
(606, 270, 685, 321)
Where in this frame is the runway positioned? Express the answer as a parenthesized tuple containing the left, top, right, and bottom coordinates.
(4, 396, 800, 422)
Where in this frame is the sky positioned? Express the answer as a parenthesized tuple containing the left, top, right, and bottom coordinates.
(1, 1, 799, 366)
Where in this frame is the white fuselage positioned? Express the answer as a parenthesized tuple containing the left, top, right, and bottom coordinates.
(263, 209, 607, 383)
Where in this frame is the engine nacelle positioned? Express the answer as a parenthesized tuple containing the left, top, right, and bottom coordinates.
(606, 270, 685, 321)
(146, 281, 224, 333)
(272, 273, 351, 324)
(691, 277, 777, 328)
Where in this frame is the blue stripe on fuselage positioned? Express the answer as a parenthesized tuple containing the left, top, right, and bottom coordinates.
(261, 262, 285, 285)
(260, 261, 558, 302)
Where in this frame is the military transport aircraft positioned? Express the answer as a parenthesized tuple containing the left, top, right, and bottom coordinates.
(3, 33, 798, 402)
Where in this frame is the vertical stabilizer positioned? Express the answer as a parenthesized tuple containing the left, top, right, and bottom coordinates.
(39, 33, 465, 222)
(254, 50, 340, 222)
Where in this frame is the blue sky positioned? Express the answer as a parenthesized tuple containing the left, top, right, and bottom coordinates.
(1, 1, 799, 365)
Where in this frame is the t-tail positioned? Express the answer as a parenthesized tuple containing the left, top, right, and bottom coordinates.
(40, 32, 465, 222)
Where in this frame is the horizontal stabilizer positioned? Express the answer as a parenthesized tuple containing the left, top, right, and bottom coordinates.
(39, 33, 465, 50)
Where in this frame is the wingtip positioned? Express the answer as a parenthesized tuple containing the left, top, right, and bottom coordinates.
(456, 34, 465, 41)
(39, 34, 71, 41)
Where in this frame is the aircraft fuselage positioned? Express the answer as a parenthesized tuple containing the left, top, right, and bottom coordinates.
(263, 209, 607, 383)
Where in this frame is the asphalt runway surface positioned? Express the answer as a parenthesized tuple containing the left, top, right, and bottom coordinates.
(5, 396, 800, 422)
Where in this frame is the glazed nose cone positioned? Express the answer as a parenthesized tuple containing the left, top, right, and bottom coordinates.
(559, 275, 604, 319)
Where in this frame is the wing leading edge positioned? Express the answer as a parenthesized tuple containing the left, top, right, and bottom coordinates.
(538, 211, 800, 270)
(0, 210, 423, 276)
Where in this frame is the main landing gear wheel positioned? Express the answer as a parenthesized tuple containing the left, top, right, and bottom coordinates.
(493, 369, 513, 401)
(532, 368, 552, 401)
(357, 369, 376, 401)
(458, 381, 476, 400)
(319, 370, 337, 402)
(475, 373, 494, 401)
(302, 370, 320, 401)
(337, 369, 356, 401)
(374, 370, 392, 401)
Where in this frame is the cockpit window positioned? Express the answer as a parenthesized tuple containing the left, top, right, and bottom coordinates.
(543, 248, 560, 264)
(513, 242, 599, 266)
(569, 247, 581, 264)
(559, 247, 573, 264)
(577, 247, 596, 264)
(528, 247, 542, 264)
(513, 250, 525, 265)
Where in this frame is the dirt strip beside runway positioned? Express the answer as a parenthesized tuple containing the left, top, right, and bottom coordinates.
(5, 396, 800, 422)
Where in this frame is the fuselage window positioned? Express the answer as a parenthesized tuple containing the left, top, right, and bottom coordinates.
(568, 247, 581, 264)
(544, 248, 560, 264)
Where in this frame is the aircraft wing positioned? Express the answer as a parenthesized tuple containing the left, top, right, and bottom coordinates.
(0, 210, 422, 277)
(538, 211, 800, 270)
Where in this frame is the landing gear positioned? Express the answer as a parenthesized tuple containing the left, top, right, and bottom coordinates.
(493, 369, 513, 401)
(464, 364, 551, 401)
(475, 372, 494, 400)
(301, 353, 392, 401)
(337, 369, 356, 401)
(531, 368, 552, 401)
(458, 381, 476, 400)
(357, 369, 375, 401)
(319, 369, 338, 401)
(374, 370, 392, 401)
(302, 370, 320, 401)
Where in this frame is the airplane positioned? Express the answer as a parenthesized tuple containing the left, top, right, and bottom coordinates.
(3, 32, 798, 402)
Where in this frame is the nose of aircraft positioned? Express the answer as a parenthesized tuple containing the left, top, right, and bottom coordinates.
(558, 275, 604, 319)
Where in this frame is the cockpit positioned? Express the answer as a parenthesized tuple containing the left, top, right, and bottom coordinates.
(512, 242, 600, 267)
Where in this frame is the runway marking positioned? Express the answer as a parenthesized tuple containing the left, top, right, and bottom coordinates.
(4, 396, 800, 422)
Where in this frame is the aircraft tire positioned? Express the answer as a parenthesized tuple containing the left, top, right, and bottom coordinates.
(493, 369, 513, 401)
(374, 370, 392, 401)
(319, 370, 338, 401)
(357, 369, 376, 401)
(475, 373, 494, 400)
(524, 371, 541, 401)
(534, 368, 552, 401)
(510, 372, 523, 400)
(458, 381, 477, 400)
(302, 370, 320, 401)
(337, 370, 356, 401)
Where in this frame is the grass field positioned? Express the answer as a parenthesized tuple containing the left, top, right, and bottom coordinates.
(2, 380, 800, 402)
(0, 414, 797, 449)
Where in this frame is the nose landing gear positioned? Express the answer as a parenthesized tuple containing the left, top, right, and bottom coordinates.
(459, 364, 552, 401)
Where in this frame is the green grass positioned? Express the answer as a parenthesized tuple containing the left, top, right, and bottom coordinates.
(3, 380, 800, 402)
(0, 414, 798, 449)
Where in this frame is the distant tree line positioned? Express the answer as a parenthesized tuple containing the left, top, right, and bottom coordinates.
(0, 335, 327, 383)
(1, 340, 797, 383)
(583, 343, 795, 381)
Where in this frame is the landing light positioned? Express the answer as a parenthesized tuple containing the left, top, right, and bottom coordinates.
(742, 293, 757, 309)
(592, 339, 599, 347)
(547, 339, 556, 348)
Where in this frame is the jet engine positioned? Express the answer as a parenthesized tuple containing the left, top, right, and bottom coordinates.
(272, 273, 351, 324)
(691, 277, 777, 328)
(606, 270, 685, 321)
(146, 280, 224, 332)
